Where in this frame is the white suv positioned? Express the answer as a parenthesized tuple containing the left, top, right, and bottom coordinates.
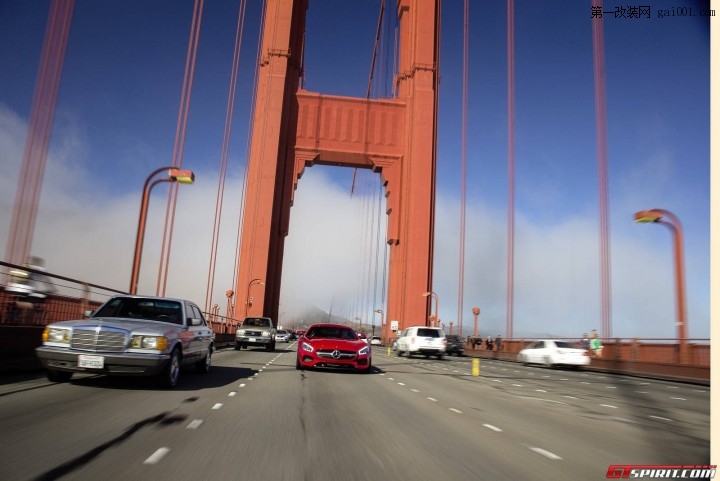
(395, 326, 446, 359)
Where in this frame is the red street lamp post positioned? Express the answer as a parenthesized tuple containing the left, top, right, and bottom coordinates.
(472, 306, 480, 339)
(422, 291, 439, 327)
(245, 278, 264, 316)
(634, 208, 688, 363)
(129, 167, 195, 295)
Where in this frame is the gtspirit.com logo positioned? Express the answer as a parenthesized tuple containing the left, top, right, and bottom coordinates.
(607, 465, 717, 479)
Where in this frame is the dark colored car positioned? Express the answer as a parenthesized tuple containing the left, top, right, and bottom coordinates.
(296, 323, 371, 373)
(445, 335, 465, 356)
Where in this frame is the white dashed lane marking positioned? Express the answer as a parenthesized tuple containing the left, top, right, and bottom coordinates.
(212, 403, 223, 410)
(186, 419, 203, 429)
(650, 415, 673, 422)
(483, 424, 503, 432)
(144, 447, 170, 465)
(427, 397, 438, 402)
(529, 447, 563, 460)
(449, 408, 462, 414)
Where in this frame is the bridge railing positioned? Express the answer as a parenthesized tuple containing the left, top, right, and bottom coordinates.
(465, 337, 710, 381)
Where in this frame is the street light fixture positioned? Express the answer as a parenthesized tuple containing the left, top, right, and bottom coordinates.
(472, 307, 480, 338)
(634, 208, 688, 363)
(245, 278, 264, 316)
(129, 166, 195, 294)
(373, 309, 384, 339)
(422, 291, 439, 327)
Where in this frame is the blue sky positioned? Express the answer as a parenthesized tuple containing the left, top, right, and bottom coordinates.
(0, 0, 712, 339)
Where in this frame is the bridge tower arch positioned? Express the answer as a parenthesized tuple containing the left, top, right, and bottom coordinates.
(235, 0, 439, 339)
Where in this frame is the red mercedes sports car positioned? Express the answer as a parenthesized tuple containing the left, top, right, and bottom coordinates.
(296, 323, 372, 373)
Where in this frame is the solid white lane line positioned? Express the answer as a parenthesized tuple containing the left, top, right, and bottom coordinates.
(144, 448, 170, 465)
(449, 408, 462, 414)
(483, 424, 502, 432)
(186, 420, 203, 429)
(212, 403, 223, 410)
(529, 447, 563, 460)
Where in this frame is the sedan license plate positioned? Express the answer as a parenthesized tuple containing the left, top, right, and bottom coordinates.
(78, 355, 104, 369)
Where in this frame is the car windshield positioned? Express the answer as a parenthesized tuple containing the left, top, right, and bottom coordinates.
(243, 318, 271, 327)
(306, 327, 357, 340)
(93, 297, 183, 324)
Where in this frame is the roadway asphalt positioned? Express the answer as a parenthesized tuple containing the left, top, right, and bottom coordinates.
(0, 343, 710, 481)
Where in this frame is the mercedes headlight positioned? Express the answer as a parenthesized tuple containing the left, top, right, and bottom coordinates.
(301, 342, 314, 353)
(42, 327, 70, 344)
(358, 345, 369, 356)
(130, 335, 169, 350)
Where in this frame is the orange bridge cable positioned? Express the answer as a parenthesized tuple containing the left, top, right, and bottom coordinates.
(506, 0, 515, 339)
(26, 2, 73, 250)
(205, 0, 248, 312)
(592, 0, 612, 338)
(6, 0, 74, 266)
(158, 0, 205, 296)
(232, 0, 266, 296)
(457, 0, 469, 333)
(351, 0, 385, 196)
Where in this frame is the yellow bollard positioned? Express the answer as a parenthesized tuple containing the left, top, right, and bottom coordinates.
(387, 346, 391, 356)
(472, 357, 480, 376)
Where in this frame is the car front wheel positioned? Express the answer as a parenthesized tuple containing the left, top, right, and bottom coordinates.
(160, 349, 181, 388)
(196, 346, 212, 374)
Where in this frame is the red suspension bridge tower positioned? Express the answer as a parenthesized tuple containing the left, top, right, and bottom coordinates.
(234, 0, 440, 341)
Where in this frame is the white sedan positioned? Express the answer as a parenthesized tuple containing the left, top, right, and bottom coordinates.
(517, 340, 590, 368)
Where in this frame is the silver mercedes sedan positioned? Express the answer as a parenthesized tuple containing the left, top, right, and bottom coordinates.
(35, 295, 215, 388)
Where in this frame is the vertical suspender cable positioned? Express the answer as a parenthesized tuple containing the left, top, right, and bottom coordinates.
(351, 0, 385, 196)
(232, 1, 269, 299)
(5, 0, 74, 267)
(457, 0, 469, 335)
(204, 0, 248, 312)
(157, 0, 205, 296)
(592, 0, 612, 339)
(506, 0, 515, 339)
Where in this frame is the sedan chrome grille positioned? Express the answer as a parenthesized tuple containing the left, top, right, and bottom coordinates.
(70, 327, 128, 352)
